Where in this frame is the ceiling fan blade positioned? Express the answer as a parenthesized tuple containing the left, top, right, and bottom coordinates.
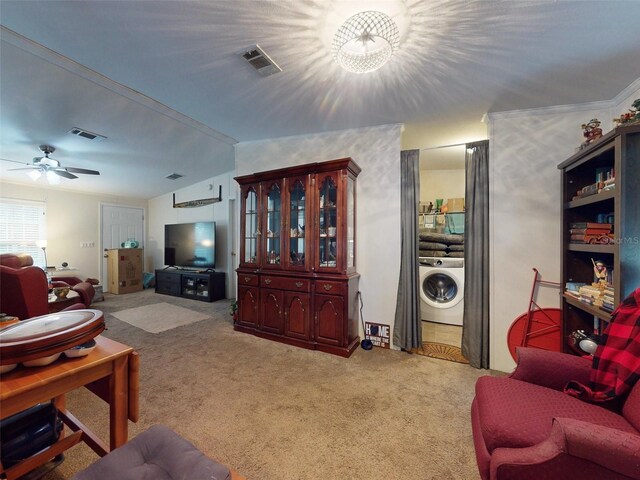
(64, 167, 100, 175)
(0, 157, 32, 166)
(54, 170, 78, 179)
(8, 167, 39, 171)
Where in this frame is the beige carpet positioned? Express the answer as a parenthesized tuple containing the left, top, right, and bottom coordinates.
(40, 289, 491, 480)
(111, 302, 210, 333)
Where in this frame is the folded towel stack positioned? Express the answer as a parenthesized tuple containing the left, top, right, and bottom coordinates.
(418, 230, 464, 258)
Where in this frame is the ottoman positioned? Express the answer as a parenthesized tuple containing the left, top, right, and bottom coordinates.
(71, 425, 231, 480)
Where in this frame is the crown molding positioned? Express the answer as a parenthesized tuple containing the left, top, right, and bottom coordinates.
(486, 76, 640, 121)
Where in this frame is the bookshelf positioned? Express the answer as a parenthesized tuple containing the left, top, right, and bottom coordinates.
(558, 124, 640, 353)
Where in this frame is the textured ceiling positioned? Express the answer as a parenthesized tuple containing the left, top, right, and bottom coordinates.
(1, 0, 639, 197)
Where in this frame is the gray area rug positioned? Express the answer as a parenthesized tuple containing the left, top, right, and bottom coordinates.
(112, 302, 210, 333)
(42, 289, 490, 480)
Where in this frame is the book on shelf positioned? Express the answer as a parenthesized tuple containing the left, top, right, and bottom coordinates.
(570, 233, 614, 243)
(574, 184, 599, 199)
(564, 289, 580, 299)
(577, 284, 605, 307)
(565, 281, 587, 292)
(569, 222, 612, 229)
(569, 227, 612, 235)
(569, 281, 615, 312)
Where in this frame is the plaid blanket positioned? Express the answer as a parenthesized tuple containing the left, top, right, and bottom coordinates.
(565, 288, 640, 403)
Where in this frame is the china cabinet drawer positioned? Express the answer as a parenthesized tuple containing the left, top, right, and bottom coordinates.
(314, 280, 346, 296)
(261, 276, 310, 292)
(239, 274, 259, 286)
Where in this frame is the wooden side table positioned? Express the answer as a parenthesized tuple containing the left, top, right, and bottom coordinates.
(0, 336, 139, 480)
(48, 290, 82, 313)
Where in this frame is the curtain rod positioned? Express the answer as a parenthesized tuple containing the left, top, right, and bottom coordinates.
(419, 142, 468, 152)
(419, 139, 488, 152)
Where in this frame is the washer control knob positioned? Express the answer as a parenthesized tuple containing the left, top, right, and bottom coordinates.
(436, 260, 443, 266)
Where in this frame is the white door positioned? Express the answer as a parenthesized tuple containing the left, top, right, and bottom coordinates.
(101, 205, 144, 286)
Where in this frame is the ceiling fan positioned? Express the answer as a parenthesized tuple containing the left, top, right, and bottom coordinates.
(5, 145, 100, 180)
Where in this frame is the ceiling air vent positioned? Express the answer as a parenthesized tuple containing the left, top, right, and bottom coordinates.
(68, 127, 107, 142)
(165, 173, 184, 180)
(241, 44, 282, 77)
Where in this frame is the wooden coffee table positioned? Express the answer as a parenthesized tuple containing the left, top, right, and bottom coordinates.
(48, 290, 82, 313)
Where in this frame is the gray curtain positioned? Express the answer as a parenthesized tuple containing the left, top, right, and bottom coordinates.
(461, 140, 490, 368)
(393, 149, 422, 350)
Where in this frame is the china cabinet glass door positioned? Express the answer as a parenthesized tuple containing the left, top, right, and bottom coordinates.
(265, 183, 282, 266)
(243, 187, 259, 265)
(288, 179, 307, 269)
(347, 176, 355, 269)
(318, 175, 338, 269)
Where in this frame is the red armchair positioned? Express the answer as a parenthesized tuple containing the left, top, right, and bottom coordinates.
(51, 276, 95, 307)
(471, 347, 640, 480)
(0, 253, 89, 319)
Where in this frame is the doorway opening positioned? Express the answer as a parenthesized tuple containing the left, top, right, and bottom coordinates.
(417, 145, 466, 362)
(100, 204, 145, 287)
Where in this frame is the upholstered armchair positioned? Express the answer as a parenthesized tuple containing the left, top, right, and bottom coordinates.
(0, 254, 89, 319)
(471, 347, 640, 480)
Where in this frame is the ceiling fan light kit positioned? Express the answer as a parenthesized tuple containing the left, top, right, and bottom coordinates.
(7, 144, 100, 183)
(332, 11, 400, 74)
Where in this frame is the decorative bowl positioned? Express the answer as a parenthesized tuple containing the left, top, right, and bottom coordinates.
(53, 286, 70, 298)
(0, 363, 17, 374)
(64, 338, 97, 358)
(23, 352, 61, 367)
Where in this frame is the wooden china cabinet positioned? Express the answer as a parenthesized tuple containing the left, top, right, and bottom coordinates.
(235, 158, 361, 357)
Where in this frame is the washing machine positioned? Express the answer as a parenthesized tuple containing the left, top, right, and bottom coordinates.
(419, 257, 465, 326)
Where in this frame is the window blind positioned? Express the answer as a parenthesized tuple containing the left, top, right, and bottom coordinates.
(0, 199, 47, 267)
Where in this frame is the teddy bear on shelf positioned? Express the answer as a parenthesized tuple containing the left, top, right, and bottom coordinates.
(579, 118, 603, 150)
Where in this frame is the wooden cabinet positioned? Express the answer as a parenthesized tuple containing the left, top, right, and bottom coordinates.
(106, 248, 143, 294)
(558, 124, 640, 353)
(155, 269, 225, 302)
(235, 158, 361, 357)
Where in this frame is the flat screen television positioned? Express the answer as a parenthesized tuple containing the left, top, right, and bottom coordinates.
(164, 222, 216, 269)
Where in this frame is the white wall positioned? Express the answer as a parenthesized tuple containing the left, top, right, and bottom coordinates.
(235, 124, 403, 345)
(0, 181, 147, 279)
(147, 171, 236, 298)
(614, 79, 640, 118)
(488, 78, 640, 373)
(420, 169, 465, 206)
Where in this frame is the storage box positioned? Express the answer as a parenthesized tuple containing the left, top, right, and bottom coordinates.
(447, 197, 465, 213)
(107, 248, 143, 294)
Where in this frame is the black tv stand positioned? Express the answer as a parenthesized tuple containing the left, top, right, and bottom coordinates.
(155, 269, 225, 302)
